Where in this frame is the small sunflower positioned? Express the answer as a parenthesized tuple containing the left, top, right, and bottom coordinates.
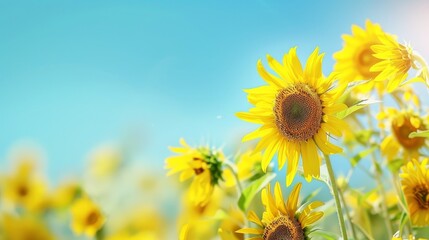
(70, 196, 105, 237)
(0, 214, 55, 240)
(237, 47, 347, 185)
(371, 32, 417, 92)
(400, 159, 429, 226)
(1, 160, 48, 212)
(237, 182, 324, 240)
(378, 108, 428, 163)
(166, 138, 224, 206)
(334, 20, 385, 93)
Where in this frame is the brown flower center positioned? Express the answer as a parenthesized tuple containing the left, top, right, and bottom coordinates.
(17, 185, 29, 197)
(355, 44, 379, 79)
(263, 215, 304, 240)
(413, 184, 429, 209)
(274, 84, 322, 141)
(86, 211, 100, 225)
(392, 115, 425, 150)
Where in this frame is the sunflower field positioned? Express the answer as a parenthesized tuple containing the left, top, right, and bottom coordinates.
(1, 1, 429, 240)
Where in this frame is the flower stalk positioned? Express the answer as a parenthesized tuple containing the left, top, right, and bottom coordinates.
(324, 154, 348, 240)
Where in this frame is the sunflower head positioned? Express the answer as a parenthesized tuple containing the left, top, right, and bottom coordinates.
(400, 159, 429, 226)
(371, 32, 415, 92)
(237, 182, 324, 240)
(334, 20, 384, 92)
(70, 196, 105, 237)
(166, 139, 224, 206)
(237, 47, 347, 185)
(379, 109, 427, 163)
(391, 113, 426, 150)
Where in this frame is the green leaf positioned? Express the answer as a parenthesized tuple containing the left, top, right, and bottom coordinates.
(387, 158, 404, 173)
(355, 130, 377, 145)
(350, 146, 377, 167)
(398, 211, 409, 236)
(409, 130, 429, 138)
(308, 229, 339, 240)
(238, 173, 276, 211)
(302, 188, 321, 204)
(336, 99, 380, 119)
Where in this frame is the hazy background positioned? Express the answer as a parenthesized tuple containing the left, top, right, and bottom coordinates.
(0, 0, 428, 183)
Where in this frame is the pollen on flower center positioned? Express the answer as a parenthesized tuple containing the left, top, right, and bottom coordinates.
(392, 116, 425, 149)
(263, 215, 304, 240)
(274, 84, 322, 141)
(413, 184, 429, 209)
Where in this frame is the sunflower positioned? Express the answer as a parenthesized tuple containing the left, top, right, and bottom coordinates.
(334, 20, 385, 93)
(371, 32, 416, 92)
(378, 108, 428, 163)
(400, 159, 429, 226)
(218, 208, 246, 240)
(237, 182, 323, 240)
(166, 138, 224, 206)
(1, 159, 48, 212)
(0, 214, 55, 240)
(70, 196, 105, 237)
(237, 47, 347, 185)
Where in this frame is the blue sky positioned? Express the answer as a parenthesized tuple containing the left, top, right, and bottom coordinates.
(0, 0, 428, 182)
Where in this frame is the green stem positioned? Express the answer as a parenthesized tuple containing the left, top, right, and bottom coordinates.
(324, 154, 348, 240)
(365, 106, 394, 237)
(338, 187, 358, 240)
(224, 161, 243, 195)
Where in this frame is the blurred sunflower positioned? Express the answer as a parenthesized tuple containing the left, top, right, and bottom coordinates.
(166, 138, 224, 206)
(70, 196, 105, 237)
(177, 188, 223, 239)
(237, 182, 324, 240)
(223, 150, 263, 188)
(1, 160, 48, 212)
(371, 32, 416, 92)
(218, 208, 246, 240)
(400, 159, 429, 226)
(0, 214, 55, 240)
(378, 108, 427, 162)
(237, 47, 347, 185)
(334, 20, 385, 93)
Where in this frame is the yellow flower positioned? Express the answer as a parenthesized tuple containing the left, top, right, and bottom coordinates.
(0, 214, 55, 240)
(1, 160, 48, 212)
(219, 208, 245, 240)
(334, 20, 385, 93)
(107, 205, 166, 240)
(88, 145, 123, 178)
(178, 188, 223, 239)
(371, 32, 415, 92)
(379, 109, 427, 162)
(237, 47, 347, 185)
(237, 182, 324, 240)
(70, 196, 105, 237)
(50, 181, 81, 209)
(400, 159, 429, 226)
(166, 138, 224, 206)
